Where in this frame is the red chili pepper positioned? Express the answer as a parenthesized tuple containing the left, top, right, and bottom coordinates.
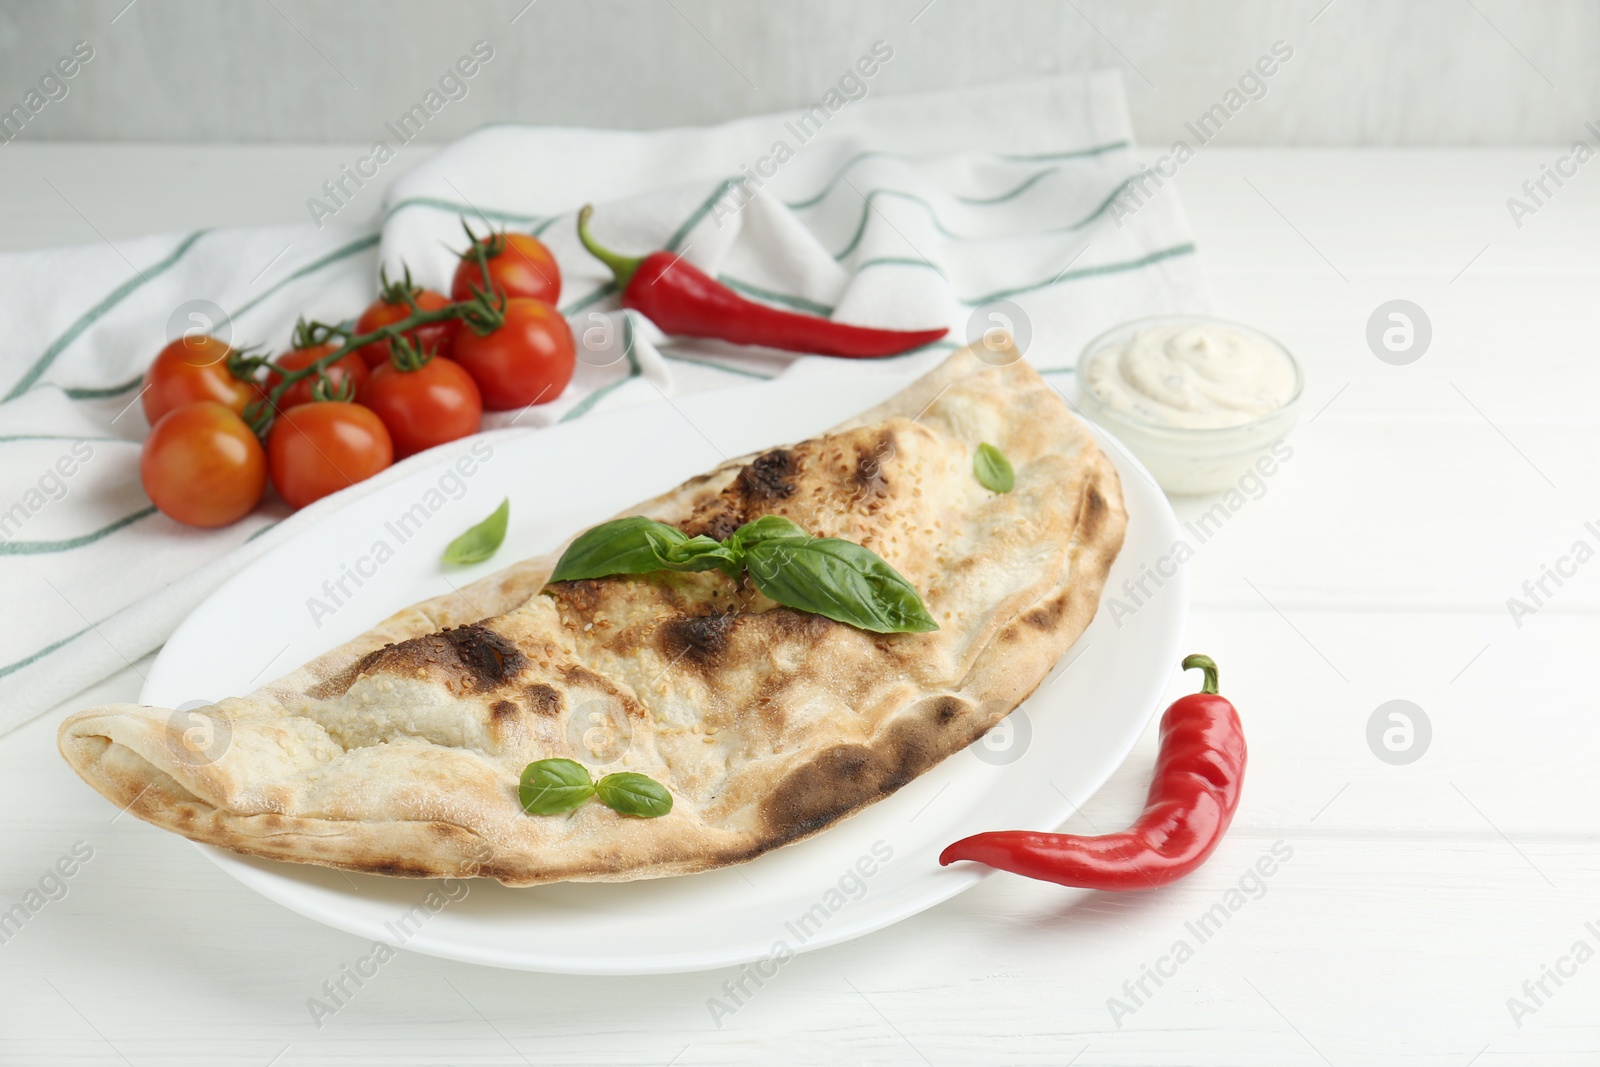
(940, 654, 1246, 891)
(576, 205, 948, 359)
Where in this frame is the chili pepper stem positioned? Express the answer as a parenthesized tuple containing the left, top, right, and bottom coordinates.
(1181, 653, 1219, 694)
(576, 205, 645, 290)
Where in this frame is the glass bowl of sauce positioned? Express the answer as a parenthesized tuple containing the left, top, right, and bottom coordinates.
(1076, 315, 1302, 495)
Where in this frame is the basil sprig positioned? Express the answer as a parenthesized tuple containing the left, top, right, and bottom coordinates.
(443, 498, 510, 564)
(974, 443, 1014, 493)
(519, 759, 673, 819)
(548, 514, 938, 634)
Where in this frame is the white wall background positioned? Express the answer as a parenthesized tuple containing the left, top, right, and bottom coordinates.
(0, 0, 1593, 146)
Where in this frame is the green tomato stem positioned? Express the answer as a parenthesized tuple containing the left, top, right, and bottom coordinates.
(260, 299, 494, 415)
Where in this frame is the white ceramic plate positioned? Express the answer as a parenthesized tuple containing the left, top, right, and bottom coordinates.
(141, 367, 1187, 975)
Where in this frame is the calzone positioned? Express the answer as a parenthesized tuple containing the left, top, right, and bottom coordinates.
(58, 346, 1126, 884)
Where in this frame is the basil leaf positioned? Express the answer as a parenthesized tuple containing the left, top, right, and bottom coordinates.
(745, 536, 939, 634)
(660, 533, 742, 577)
(549, 516, 687, 581)
(974, 443, 1015, 493)
(551, 516, 744, 582)
(443, 498, 510, 564)
(595, 772, 674, 818)
(727, 514, 811, 555)
(519, 758, 595, 815)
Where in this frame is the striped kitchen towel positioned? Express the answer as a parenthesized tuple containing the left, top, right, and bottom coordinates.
(0, 70, 1207, 733)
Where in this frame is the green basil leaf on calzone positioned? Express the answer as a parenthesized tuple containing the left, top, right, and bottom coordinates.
(519, 759, 596, 815)
(744, 535, 939, 634)
(595, 772, 674, 818)
(549, 516, 734, 581)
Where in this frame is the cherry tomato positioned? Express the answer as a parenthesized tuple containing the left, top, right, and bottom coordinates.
(450, 298, 576, 410)
(452, 233, 561, 305)
(142, 335, 260, 426)
(355, 288, 455, 369)
(266, 401, 393, 510)
(359, 357, 482, 459)
(140, 402, 267, 528)
(265, 344, 369, 410)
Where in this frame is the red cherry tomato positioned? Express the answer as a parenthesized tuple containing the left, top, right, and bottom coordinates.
(355, 288, 455, 369)
(452, 233, 561, 306)
(265, 344, 369, 410)
(142, 335, 260, 426)
(358, 357, 482, 459)
(266, 401, 393, 510)
(450, 298, 576, 411)
(140, 402, 267, 528)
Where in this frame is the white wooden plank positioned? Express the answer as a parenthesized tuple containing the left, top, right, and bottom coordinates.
(1168, 418, 1600, 610)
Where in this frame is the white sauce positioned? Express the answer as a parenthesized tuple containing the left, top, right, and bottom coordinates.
(1082, 322, 1296, 430)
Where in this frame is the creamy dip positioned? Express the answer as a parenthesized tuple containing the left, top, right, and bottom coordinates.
(1082, 322, 1297, 430)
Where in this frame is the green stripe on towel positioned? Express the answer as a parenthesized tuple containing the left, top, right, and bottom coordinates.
(856, 257, 948, 280)
(561, 313, 642, 423)
(998, 141, 1130, 163)
(560, 282, 618, 317)
(5, 231, 209, 401)
(954, 167, 1056, 206)
(963, 242, 1197, 306)
(229, 233, 380, 322)
(0, 617, 109, 681)
(0, 506, 158, 556)
(62, 373, 146, 400)
(831, 175, 1137, 261)
(384, 196, 548, 228)
(787, 140, 1129, 211)
(661, 353, 776, 380)
(0, 434, 129, 445)
(666, 178, 743, 254)
(716, 277, 833, 317)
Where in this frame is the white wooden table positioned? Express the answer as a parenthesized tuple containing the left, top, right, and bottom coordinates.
(2, 145, 1597, 1066)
